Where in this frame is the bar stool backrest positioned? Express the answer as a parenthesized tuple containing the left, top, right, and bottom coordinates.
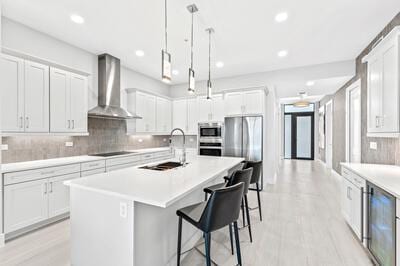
(244, 161, 262, 184)
(199, 183, 245, 233)
(228, 168, 253, 195)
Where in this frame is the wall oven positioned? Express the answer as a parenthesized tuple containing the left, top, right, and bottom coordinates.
(367, 182, 396, 266)
(198, 123, 224, 157)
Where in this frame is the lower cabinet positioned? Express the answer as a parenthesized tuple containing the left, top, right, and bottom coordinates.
(4, 172, 80, 233)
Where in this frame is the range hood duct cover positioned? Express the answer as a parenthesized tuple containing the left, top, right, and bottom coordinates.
(88, 54, 141, 120)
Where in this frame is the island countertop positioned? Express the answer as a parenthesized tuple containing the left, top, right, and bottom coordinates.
(65, 156, 244, 208)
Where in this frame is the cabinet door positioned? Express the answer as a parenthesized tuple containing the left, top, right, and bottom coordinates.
(48, 173, 80, 218)
(224, 92, 243, 116)
(187, 98, 198, 134)
(50, 68, 70, 132)
(211, 94, 225, 122)
(24, 60, 49, 132)
(4, 178, 48, 233)
(351, 184, 362, 239)
(172, 99, 187, 130)
(165, 99, 172, 133)
(156, 97, 172, 133)
(243, 90, 264, 114)
(341, 178, 351, 224)
(0, 54, 25, 132)
(380, 42, 399, 133)
(135, 92, 147, 132)
(146, 95, 157, 132)
(70, 73, 88, 133)
(198, 96, 211, 122)
(367, 56, 382, 133)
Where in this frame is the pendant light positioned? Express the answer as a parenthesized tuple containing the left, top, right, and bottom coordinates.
(187, 4, 198, 94)
(161, 0, 171, 83)
(205, 28, 214, 100)
(294, 92, 310, 107)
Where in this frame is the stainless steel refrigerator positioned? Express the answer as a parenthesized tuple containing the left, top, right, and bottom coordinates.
(224, 116, 263, 188)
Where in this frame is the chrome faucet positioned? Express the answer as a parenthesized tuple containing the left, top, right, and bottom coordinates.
(169, 128, 187, 166)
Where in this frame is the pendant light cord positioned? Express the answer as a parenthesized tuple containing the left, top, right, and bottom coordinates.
(208, 30, 211, 81)
(164, 0, 168, 51)
(190, 10, 194, 69)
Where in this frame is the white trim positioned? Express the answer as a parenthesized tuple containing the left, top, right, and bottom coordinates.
(345, 79, 361, 163)
(325, 100, 333, 169)
(1, 47, 91, 76)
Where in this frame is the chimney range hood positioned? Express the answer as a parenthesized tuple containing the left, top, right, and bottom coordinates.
(88, 54, 142, 120)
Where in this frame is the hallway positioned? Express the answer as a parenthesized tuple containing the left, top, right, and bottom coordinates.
(0, 160, 374, 266)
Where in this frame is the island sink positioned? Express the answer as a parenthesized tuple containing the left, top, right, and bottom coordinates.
(139, 161, 185, 171)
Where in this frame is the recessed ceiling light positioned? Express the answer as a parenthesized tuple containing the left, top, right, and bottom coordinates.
(275, 12, 288, 23)
(172, 69, 179, 75)
(278, 50, 288, 57)
(306, 81, 315, 86)
(135, 50, 145, 57)
(216, 61, 224, 68)
(70, 14, 85, 24)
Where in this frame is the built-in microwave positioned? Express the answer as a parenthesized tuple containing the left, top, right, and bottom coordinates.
(199, 122, 223, 138)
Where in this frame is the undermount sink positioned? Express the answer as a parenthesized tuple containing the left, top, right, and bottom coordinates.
(139, 161, 186, 171)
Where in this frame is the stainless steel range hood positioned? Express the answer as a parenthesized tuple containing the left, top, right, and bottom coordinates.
(88, 54, 142, 120)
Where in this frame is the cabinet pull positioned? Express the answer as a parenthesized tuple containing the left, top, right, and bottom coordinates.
(19, 116, 23, 128)
(44, 183, 47, 194)
(348, 187, 352, 200)
(25, 117, 29, 128)
(72, 120, 75, 129)
(68, 120, 71, 129)
(375, 116, 380, 128)
(49, 182, 53, 193)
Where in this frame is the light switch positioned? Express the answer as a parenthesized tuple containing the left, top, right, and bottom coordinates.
(120, 202, 127, 218)
(1, 144, 8, 151)
(370, 142, 377, 150)
(65, 142, 74, 147)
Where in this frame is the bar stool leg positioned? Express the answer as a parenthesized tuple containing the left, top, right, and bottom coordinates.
(241, 198, 246, 227)
(229, 223, 234, 255)
(245, 195, 253, 242)
(256, 183, 262, 221)
(233, 221, 242, 266)
(177, 217, 182, 266)
(204, 233, 212, 266)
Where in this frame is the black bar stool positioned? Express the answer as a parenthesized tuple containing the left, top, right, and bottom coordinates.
(204, 168, 254, 244)
(243, 161, 263, 221)
(176, 183, 245, 266)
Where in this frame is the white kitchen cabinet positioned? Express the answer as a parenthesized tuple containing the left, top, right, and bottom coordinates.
(48, 173, 80, 218)
(197, 94, 224, 122)
(50, 68, 88, 133)
(4, 178, 48, 233)
(365, 27, 400, 136)
(341, 177, 352, 224)
(24, 60, 50, 132)
(224, 90, 264, 116)
(0, 54, 24, 132)
(156, 97, 172, 133)
(172, 98, 198, 134)
(132, 91, 156, 133)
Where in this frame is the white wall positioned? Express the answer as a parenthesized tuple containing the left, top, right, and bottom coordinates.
(264, 87, 279, 184)
(1, 17, 169, 110)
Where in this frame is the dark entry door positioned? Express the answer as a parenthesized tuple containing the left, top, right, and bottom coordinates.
(291, 113, 314, 160)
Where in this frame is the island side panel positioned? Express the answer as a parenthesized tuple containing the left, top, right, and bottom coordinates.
(70, 187, 135, 266)
(134, 172, 227, 266)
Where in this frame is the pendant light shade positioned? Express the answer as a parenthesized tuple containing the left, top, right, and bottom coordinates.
(161, 0, 171, 83)
(294, 92, 310, 107)
(187, 4, 198, 94)
(205, 28, 214, 100)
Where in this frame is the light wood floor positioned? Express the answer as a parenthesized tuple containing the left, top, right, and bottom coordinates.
(0, 160, 374, 266)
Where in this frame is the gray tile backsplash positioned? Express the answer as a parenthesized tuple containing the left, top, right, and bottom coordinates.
(1, 118, 172, 163)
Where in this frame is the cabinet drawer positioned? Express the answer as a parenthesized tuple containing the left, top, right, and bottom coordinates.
(152, 150, 172, 158)
(81, 160, 106, 171)
(106, 162, 141, 172)
(4, 164, 81, 185)
(341, 167, 365, 188)
(141, 153, 154, 160)
(81, 168, 106, 177)
(106, 155, 142, 167)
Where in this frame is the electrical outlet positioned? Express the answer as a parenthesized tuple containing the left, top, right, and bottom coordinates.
(370, 142, 377, 150)
(0, 144, 8, 151)
(65, 142, 74, 147)
(120, 202, 127, 218)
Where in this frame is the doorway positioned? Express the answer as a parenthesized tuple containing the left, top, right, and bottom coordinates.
(325, 100, 333, 168)
(346, 80, 361, 163)
(284, 104, 315, 160)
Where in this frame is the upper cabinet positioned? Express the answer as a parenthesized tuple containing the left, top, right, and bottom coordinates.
(224, 90, 264, 116)
(364, 27, 400, 137)
(172, 98, 198, 135)
(50, 67, 88, 133)
(197, 94, 224, 122)
(1, 54, 49, 133)
(126, 90, 171, 134)
(1, 53, 89, 135)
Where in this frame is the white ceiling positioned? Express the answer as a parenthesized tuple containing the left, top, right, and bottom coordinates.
(2, 0, 400, 85)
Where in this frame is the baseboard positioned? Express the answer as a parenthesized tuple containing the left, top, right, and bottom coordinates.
(330, 169, 342, 180)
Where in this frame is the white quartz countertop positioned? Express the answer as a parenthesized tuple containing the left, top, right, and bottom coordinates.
(65, 156, 244, 208)
(1, 147, 171, 173)
(341, 163, 400, 198)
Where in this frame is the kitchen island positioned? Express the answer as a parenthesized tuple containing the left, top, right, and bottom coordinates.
(65, 155, 244, 266)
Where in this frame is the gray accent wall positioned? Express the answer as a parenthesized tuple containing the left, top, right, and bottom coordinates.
(321, 12, 400, 173)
